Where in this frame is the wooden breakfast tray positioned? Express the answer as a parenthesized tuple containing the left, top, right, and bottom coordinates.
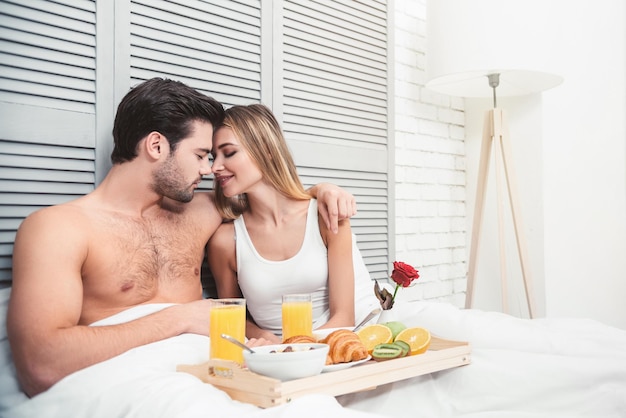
(177, 336, 471, 408)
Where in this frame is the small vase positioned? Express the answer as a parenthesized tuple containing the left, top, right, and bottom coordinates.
(376, 308, 397, 324)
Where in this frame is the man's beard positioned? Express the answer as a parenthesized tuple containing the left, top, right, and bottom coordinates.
(151, 155, 196, 203)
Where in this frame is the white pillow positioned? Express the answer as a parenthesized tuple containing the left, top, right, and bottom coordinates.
(0, 287, 29, 411)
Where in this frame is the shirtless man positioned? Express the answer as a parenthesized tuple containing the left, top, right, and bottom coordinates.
(6, 77, 356, 397)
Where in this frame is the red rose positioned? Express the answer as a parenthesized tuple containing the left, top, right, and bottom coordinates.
(390, 261, 419, 288)
(375, 261, 420, 310)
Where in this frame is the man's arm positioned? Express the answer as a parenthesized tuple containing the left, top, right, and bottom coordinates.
(308, 183, 357, 234)
(6, 208, 211, 397)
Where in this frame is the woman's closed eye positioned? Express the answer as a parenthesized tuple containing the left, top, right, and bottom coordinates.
(215, 148, 237, 159)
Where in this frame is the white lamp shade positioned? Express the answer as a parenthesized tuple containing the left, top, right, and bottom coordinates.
(426, 0, 563, 97)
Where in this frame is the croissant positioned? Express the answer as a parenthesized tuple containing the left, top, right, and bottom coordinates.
(282, 335, 316, 344)
(321, 329, 353, 346)
(321, 329, 368, 365)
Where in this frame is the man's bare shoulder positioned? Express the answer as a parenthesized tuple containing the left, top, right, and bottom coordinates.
(13, 199, 91, 284)
(19, 198, 90, 233)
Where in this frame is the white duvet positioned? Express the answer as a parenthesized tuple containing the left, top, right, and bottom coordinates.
(338, 302, 626, 417)
(1, 287, 625, 418)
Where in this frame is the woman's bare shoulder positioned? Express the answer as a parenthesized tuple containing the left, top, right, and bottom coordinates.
(187, 191, 219, 215)
(183, 191, 221, 237)
(318, 212, 352, 247)
(208, 221, 235, 249)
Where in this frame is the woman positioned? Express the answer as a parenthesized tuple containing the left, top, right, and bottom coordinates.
(207, 104, 379, 343)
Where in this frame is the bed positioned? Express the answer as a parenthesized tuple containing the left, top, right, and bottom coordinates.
(1, 286, 625, 418)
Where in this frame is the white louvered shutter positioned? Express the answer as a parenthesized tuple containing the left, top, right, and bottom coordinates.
(0, 0, 97, 285)
(0, 0, 391, 289)
(281, 0, 391, 280)
(128, 0, 262, 107)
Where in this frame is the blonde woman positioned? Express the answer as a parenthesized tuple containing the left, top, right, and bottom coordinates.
(207, 104, 378, 344)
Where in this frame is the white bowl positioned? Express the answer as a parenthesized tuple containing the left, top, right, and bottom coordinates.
(243, 343, 329, 381)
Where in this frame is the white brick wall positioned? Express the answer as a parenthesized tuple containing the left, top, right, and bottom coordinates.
(392, 0, 467, 307)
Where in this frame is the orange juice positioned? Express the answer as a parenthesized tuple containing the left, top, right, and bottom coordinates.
(209, 300, 246, 364)
(282, 294, 313, 340)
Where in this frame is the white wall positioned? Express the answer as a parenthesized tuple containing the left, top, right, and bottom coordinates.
(542, 1, 626, 329)
(393, 0, 468, 307)
(464, 1, 626, 329)
(396, 0, 626, 330)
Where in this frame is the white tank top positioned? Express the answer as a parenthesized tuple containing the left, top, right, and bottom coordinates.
(234, 199, 379, 336)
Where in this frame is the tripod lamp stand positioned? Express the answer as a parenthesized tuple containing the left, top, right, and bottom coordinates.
(463, 73, 540, 317)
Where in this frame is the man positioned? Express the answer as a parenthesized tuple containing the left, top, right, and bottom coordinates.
(6, 77, 356, 397)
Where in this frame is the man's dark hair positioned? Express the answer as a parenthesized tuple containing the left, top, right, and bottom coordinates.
(111, 77, 224, 164)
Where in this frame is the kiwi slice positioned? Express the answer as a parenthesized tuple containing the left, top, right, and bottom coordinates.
(392, 340, 410, 357)
(372, 343, 403, 361)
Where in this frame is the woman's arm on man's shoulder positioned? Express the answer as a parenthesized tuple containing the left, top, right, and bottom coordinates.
(308, 183, 357, 234)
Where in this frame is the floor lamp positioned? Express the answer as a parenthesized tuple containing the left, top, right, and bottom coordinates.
(464, 73, 539, 317)
(425, 0, 563, 318)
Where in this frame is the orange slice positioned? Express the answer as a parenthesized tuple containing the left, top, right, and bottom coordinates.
(356, 324, 393, 354)
(395, 327, 431, 355)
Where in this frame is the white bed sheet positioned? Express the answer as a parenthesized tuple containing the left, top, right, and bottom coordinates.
(338, 301, 626, 417)
(0, 289, 383, 418)
(1, 287, 625, 418)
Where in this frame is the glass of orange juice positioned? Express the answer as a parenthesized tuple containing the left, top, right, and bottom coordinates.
(209, 298, 246, 364)
(282, 294, 313, 340)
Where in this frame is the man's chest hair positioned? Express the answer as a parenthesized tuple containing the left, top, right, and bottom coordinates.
(84, 216, 204, 289)
(93, 211, 205, 263)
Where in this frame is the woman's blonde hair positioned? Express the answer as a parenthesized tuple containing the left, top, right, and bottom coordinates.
(213, 103, 310, 220)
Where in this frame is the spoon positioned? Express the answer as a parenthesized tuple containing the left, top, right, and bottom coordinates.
(352, 308, 382, 332)
(220, 333, 256, 354)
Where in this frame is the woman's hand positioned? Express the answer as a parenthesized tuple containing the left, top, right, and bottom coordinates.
(308, 183, 357, 233)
